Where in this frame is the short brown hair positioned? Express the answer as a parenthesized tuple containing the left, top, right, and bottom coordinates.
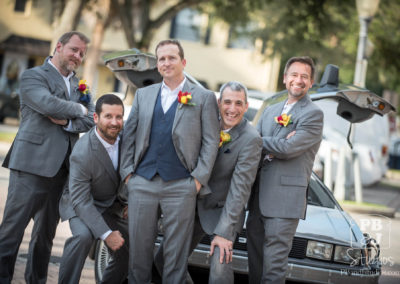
(58, 31, 90, 45)
(284, 56, 315, 79)
(155, 39, 184, 59)
(53, 31, 90, 54)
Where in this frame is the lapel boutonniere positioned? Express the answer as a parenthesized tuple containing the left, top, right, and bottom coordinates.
(77, 79, 91, 105)
(219, 131, 231, 148)
(275, 113, 292, 127)
(178, 91, 195, 109)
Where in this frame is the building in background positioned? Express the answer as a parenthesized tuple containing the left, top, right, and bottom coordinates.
(0, 0, 280, 105)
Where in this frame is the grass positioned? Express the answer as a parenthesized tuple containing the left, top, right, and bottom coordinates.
(0, 132, 16, 143)
(340, 200, 386, 208)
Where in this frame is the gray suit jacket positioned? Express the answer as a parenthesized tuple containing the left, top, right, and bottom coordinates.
(197, 119, 262, 241)
(120, 80, 219, 188)
(256, 94, 323, 219)
(3, 58, 95, 177)
(59, 127, 123, 238)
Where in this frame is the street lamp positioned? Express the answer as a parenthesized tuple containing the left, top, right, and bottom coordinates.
(353, 0, 380, 88)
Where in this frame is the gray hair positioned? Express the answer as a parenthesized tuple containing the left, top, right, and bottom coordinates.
(219, 81, 248, 103)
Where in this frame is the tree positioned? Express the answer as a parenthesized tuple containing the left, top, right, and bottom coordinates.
(368, 0, 400, 95)
(50, 0, 87, 52)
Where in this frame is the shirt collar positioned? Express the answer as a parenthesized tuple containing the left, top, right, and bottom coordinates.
(161, 77, 186, 93)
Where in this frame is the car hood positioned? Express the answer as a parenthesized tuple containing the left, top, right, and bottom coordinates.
(296, 205, 364, 248)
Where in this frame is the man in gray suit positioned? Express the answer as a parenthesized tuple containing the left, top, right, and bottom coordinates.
(246, 56, 324, 283)
(155, 81, 262, 283)
(58, 94, 128, 284)
(0, 31, 94, 284)
(120, 39, 219, 283)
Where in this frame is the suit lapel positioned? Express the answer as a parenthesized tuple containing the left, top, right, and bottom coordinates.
(219, 119, 247, 152)
(43, 59, 71, 100)
(272, 101, 286, 136)
(172, 80, 193, 133)
(69, 76, 79, 102)
(90, 129, 119, 186)
(142, 84, 161, 136)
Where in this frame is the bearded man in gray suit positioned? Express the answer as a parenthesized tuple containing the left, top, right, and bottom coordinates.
(155, 81, 262, 284)
(247, 56, 324, 284)
(58, 94, 128, 283)
(0, 31, 94, 284)
(120, 39, 219, 283)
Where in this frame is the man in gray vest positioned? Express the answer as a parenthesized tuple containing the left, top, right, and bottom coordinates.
(0, 31, 94, 284)
(155, 81, 262, 284)
(247, 56, 324, 283)
(120, 39, 219, 283)
(58, 94, 128, 283)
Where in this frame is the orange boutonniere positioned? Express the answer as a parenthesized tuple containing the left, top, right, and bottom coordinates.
(178, 91, 195, 109)
(219, 131, 231, 147)
(275, 113, 292, 127)
(77, 79, 91, 105)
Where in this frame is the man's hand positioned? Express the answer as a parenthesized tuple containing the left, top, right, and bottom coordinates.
(286, 130, 296, 139)
(210, 235, 233, 264)
(122, 206, 128, 219)
(48, 116, 68, 126)
(124, 173, 132, 184)
(194, 178, 201, 193)
(105, 230, 124, 251)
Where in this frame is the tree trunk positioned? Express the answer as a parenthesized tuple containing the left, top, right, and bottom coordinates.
(50, 0, 85, 54)
(82, 0, 111, 97)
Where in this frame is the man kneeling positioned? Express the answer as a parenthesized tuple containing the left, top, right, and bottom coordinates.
(59, 94, 128, 284)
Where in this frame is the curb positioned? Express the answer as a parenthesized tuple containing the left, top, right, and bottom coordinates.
(341, 203, 397, 218)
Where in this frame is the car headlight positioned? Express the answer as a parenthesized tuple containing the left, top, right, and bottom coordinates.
(334, 245, 361, 265)
(306, 241, 333, 260)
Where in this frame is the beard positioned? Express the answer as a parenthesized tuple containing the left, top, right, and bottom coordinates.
(98, 125, 121, 143)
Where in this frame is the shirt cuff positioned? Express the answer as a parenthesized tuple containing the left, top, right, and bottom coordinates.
(100, 230, 112, 240)
(63, 120, 73, 131)
(79, 104, 87, 115)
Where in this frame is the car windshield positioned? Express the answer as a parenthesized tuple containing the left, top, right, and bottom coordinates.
(307, 174, 338, 209)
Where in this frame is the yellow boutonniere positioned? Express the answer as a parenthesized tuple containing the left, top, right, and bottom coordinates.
(275, 113, 292, 127)
(219, 131, 231, 147)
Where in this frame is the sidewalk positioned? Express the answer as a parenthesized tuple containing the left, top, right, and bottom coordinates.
(0, 128, 96, 283)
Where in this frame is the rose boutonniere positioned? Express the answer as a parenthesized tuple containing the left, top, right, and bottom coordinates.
(77, 79, 91, 105)
(219, 131, 231, 147)
(275, 113, 292, 127)
(178, 91, 195, 109)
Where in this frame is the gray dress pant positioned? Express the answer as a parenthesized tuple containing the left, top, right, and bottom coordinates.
(247, 190, 299, 284)
(0, 167, 67, 284)
(58, 205, 129, 284)
(128, 174, 197, 284)
(155, 212, 235, 284)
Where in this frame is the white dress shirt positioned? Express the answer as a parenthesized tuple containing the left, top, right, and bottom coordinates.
(281, 100, 297, 115)
(160, 77, 186, 113)
(94, 128, 120, 240)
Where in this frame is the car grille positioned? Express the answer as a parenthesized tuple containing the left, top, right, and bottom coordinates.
(199, 231, 307, 259)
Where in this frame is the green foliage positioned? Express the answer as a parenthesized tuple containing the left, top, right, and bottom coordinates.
(368, 0, 400, 94)
(253, 0, 359, 88)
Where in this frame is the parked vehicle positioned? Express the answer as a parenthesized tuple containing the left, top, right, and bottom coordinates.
(91, 51, 394, 283)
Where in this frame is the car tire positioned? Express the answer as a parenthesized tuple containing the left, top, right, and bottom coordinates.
(94, 240, 113, 283)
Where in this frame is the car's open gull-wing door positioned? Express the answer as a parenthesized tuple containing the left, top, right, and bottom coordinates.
(103, 49, 162, 91)
(311, 64, 395, 123)
(103, 49, 204, 97)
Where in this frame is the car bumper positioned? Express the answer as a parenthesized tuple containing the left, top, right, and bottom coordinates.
(183, 244, 380, 284)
